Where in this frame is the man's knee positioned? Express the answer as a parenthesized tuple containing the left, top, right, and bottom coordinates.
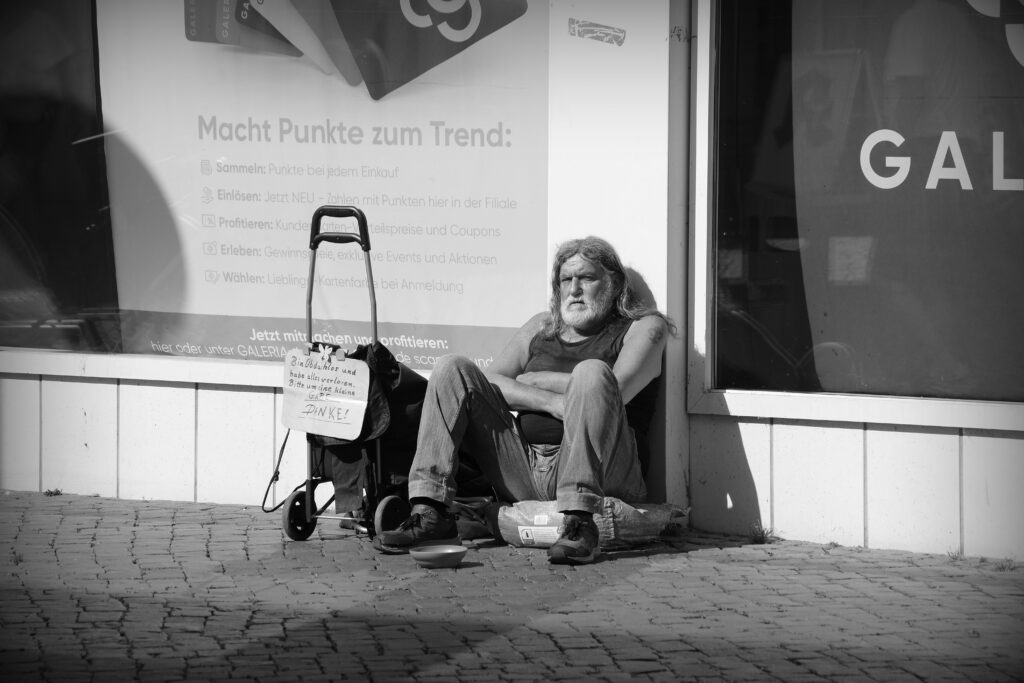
(432, 356, 475, 376)
(567, 359, 617, 393)
(430, 355, 483, 383)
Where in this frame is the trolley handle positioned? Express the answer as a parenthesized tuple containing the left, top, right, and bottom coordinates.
(305, 204, 379, 346)
(310, 205, 371, 252)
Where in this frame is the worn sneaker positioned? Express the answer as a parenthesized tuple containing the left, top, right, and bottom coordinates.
(373, 504, 461, 554)
(547, 513, 601, 564)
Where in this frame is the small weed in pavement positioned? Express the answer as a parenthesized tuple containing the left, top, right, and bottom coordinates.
(748, 520, 775, 544)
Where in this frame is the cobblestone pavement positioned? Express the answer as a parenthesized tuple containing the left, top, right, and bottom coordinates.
(1, 491, 1022, 682)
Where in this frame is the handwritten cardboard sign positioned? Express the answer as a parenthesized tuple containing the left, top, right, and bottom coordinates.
(282, 348, 370, 440)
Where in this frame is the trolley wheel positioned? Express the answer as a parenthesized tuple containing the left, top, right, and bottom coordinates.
(374, 494, 411, 534)
(283, 489, 316, 541)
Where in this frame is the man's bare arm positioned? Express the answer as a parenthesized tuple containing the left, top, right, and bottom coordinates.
(612, 315, 668, 404)
(485, 313, 567, 419)
(510, 316, 668, 399)
(485, 313, 668, 419)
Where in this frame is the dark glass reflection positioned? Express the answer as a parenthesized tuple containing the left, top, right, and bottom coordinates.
(714, 0, 1024, 401)
(0, 2, 121, 352)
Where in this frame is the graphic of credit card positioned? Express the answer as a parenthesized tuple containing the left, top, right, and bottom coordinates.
(330, 0, 528, 99)
(183, 0, 301, 56)
(290, 0, 363, 84)
(184, 0, 528, 98)
(234, 0, 302, 56)
(184, 0, 219, 42)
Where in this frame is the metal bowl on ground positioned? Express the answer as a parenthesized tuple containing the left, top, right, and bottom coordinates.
(409, 544, 467, 568)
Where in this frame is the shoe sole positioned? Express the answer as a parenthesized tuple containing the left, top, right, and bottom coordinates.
(373, 535, 461, 555)
(547, 547, 600, 565)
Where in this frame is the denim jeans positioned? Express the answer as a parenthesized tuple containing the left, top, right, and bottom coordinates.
(406, 355, 647, 515)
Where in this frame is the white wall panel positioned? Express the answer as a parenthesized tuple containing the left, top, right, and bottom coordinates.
(272, 390, 314, 508)
(773, 420, 864, 546)
(689, 415, 771, 535)
(0, 374, 40, 491)
(547, 0, 671, 308)
(195, 385, 275, 505)
(865, 425, 959, 554)
(4, 364, 1024, 559)
(40, 377, 118, 497)
(118, 380, 196, 502)
(963, 431, 1024, 560)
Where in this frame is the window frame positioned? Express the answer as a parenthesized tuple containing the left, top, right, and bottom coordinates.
(686, 0, 1024, 433)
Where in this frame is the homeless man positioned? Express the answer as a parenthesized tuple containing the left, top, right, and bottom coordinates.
(374, 236, 673, 564)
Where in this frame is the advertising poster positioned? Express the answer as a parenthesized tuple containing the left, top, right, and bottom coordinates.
(95, 0, 549, 370)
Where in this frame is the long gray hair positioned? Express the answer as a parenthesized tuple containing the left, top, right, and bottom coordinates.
(543, 236, 676, 338)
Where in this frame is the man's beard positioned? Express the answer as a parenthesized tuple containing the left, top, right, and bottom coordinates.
(561, 289, 615, 331)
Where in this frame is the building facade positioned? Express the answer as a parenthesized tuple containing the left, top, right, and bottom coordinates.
(1, 0, 1021, 559)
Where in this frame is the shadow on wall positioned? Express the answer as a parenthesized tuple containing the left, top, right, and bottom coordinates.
(692, 286, 765, 535)
(637, 257, 764, 533)
(625, 267, 655, 312)
(688, 413, 764, 537)
(624, 267, 674, 504)
(0, 1, 184, 352)
(103, 132, 187, 321)
(626, 266, 763, 539)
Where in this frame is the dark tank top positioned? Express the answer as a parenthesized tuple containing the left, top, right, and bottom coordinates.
(518, 316, 658, 449)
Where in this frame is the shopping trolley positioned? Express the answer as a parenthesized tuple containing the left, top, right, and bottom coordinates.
(263, 205, 422, 540)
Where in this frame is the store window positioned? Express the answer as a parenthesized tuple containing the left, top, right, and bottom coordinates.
(714, 0, 1024, 402)
(0, 2, 121, 352)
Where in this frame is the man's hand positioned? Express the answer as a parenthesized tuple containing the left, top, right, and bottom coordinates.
(515, 370, 570, 394)
(488, 373, 566, 419)
(486, 313, 565, 417)
(515, 371, 571, 419)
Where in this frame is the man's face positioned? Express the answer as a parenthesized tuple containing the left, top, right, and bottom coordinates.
(559, 254, 615, 333)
